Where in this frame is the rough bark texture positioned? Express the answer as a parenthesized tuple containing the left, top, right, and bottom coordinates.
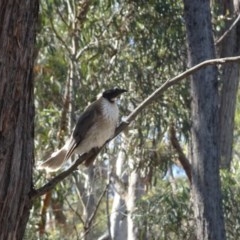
(218, 0, 240, 168)
(183, 0, 226, 240)
(0, 0, 39, 239)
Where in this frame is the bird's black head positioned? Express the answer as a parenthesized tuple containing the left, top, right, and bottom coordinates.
(102, 88, 127, 102)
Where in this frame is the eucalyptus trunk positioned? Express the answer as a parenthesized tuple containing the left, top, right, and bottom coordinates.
(0, 0, 39, 239)
(110, 147, 127, 240)
(183, 0, 226, 239)
(218, 0, 240, 168)
(126, 168, 143, 240)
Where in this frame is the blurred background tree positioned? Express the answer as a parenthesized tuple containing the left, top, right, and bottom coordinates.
(25, 0, 240, 239)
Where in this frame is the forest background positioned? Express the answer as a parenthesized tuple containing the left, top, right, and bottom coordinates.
(1, 0, 240, 240)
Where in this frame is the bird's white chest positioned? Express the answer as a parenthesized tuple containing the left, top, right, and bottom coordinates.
(75, 99, 119, 153)
(101, 99, 119, 125)
(93, 99, 119, 144)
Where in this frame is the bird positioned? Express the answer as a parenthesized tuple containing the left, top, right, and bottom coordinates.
(38, 88, 127, 172)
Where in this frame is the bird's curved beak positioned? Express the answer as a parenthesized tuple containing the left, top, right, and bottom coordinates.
(117, 89, 127, 95)
(113, 89, 127, 102)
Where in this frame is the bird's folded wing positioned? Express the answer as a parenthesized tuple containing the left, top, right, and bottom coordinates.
(65, 101, 100, 160)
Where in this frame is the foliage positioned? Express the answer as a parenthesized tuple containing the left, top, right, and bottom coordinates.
(221, 160, 240, 239)
(25, 0, 240, 239)
(134, 178, 194, 240)
(131, 160, 240, 240)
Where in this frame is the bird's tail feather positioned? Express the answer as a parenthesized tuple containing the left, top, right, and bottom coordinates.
(38, 148, 67, 172)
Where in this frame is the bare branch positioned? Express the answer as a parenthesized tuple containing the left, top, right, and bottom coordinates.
(65, 197, 85, 225)
(76, 42, 96, 60)
(87, 184, 108, 228)
(169, 124, 192, 184)
(110, 172, 127, 197)
(66, 0, 75, 22)
(49, 17, 72, 56)
(215, 14, 240, 46)
(120, 56, 240, 126)
(56, 7, 70, 29)
(31, 55, 240, 200)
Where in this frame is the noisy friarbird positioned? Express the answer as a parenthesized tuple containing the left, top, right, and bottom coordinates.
(38, 88, 127, 172)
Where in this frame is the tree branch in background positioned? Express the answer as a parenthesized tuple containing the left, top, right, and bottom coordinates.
(215, 14, 240, 46)
(30, 55, 240, 200)
(77, 0, 91, 25)
(48, 16, 71, 56)
(110, 172, 128, 197)
(118, 55, 240, 126)
(169, 124, 192, 184)
(39, 191, 52, 236)
(87, 184, 108, 230)
(65, 197, 85, 225)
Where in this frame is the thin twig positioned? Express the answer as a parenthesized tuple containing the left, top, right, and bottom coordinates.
(87, 184, 108, 228)
(65, 197, 85, 225)
(56, 7, 70, 29)
(215, 14, 240, 46)
(49, 17, 72, 56)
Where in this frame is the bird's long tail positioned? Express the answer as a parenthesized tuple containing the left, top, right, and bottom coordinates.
(38, 148, 67, 172)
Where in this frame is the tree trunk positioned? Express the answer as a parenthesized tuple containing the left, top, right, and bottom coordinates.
(110, 147, 127, 240)
(0, 0, 39, 239)
(126, 168, 143, 240)
(183, 0, 226, 239)
(82, 166, 95, 240)
(217, 0, 240, 168)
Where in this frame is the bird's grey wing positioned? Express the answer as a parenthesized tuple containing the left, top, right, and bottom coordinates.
(65, 102, 100, 160)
